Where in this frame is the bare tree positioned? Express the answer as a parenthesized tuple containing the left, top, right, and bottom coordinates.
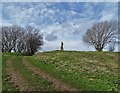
(0, 26, 2, 52)
(108, 41, 116, 52)
(108, 42, 115, 52)
(11, 25, 25, 52)
(21, 26, 43, 55)
(83, 20, 117, 51)
(2, 26, 13, 52)
(2, 25, 43, 55)
(2, 26, 24, 52)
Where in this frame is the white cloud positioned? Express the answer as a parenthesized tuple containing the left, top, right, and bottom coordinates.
(42, 37, 95, 52)
(2, 2, 49, 26)
(99, 3, 118, 21)
(40, 18, 96, 51)
(2, 2, 118, 51)
(82, 3, 95, 18)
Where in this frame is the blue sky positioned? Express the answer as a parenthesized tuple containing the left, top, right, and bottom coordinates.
(1, 2, 118, 51)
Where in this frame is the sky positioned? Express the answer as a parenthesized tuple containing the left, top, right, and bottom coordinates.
(1, 1, 118, 52)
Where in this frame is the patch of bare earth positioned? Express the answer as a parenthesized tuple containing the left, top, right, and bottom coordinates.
(5, 57, 35, 91)
(22, 57, 79, 92)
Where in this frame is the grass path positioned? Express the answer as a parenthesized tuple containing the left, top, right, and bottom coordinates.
(22, 57, 78, 91)
(13, 56, 55, 91)
(5, 57, 35, 91)
(2, 55, 17, 91)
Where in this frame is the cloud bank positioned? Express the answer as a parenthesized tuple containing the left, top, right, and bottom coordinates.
(1, 2, 118, 51)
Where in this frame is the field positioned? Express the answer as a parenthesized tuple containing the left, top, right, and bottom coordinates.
(1, 51, 119, 92)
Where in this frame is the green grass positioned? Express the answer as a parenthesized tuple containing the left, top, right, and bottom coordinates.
(12, 56, 55, 91)
(2, 51, 119, 91)
(27, 50, 119, 91)
(2, 54, 16, 91)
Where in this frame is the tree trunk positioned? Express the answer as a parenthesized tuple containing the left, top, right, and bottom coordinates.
(8, 48, 12, 52)
(96, 48, 103, 52)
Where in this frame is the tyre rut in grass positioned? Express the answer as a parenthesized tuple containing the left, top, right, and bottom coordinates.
(22, 57, 78, 91)
(5, 56, 35, 91)
(12, 56, 55, 91)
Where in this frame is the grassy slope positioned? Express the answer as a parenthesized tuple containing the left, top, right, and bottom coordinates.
(27, 50, 119, 91)
(2, 52, 55, 91)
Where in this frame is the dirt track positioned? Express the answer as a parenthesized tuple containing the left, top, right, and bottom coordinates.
(22, 57, 78, 91)
(5, 57, 35, 91)
(4, 56, 79, 92)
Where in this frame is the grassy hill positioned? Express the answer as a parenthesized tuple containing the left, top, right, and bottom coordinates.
(2, 51, 119, 91)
